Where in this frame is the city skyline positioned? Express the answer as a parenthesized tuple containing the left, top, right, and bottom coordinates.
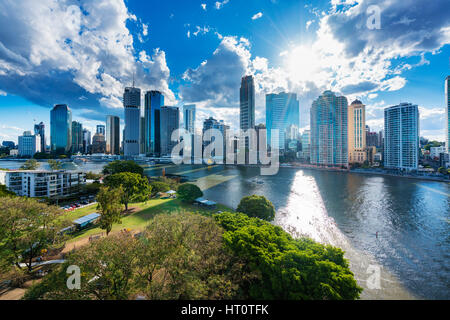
(0, 0, 449, 144)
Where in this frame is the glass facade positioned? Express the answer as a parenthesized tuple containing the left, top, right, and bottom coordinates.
(384, 103, 419, 170)
(310, 91, 348, 167)
(106, 115, 120, 155)
(160, 106, 180, 156)
(265, 92, 300, 151)
(240, 75, 255, 131)
(50, 104, 72, 154)
(123, 87, 141, 156)
(144, 91, 164, 156)
(71, 121, 83, 154)
(184, 104, 196, 134)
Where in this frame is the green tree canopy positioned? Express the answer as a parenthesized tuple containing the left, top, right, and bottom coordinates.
(149, 181, 170, 196)
(97, 186, 124, 235)
(104, 172, 151, 210)
(48, 160, 63, 171)
(237, 195, 276, 221)
(0, 184, 15, 197)
(214, 212, 362, 300)
(0, 197, 65, 273)
(20, 159, 39, 170)
(24, 214, 250, 300)
(102, 160, 144, 176)
(177, 184, 203, 203)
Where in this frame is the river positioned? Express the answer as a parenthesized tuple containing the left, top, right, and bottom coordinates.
(1, 160, 449, 300)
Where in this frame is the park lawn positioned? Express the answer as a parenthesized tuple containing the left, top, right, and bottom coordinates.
(67, 198, 234, 243)
(57, 204, 98, 222)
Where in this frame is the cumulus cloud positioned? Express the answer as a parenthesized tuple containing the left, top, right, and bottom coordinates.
(201, 4, 207, 11)
(0, 0, 175, 121)
(215, 0, 230, 10)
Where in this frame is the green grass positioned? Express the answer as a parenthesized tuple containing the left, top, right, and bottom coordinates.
(66, 198, 234, 243)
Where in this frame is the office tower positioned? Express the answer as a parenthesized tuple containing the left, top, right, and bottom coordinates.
(71, 121, 83, 154)
(123, 86, 141, 156)
(203, 117, 229, 158)
(300, 130, 311, 162)
(34, 122, 46, 153)
(50, 104, 72, 154)
(91, 132, 106, 154)
(144, 91, 164, 156)
(266, 92, 300, 152)
(140, 116, 146, 155)
(82, 129, 91, 154)
(348, 100, 367, 164)
(285, 124, 300, 151)
(160, 106, 180, 156)
(310, 91, 348, 167)
(18, 131, 41, 157)
(184, 104, 196, 134)
(384, 103, 419, 170)
(106, 115, 120, 155)
(446, 76, 450, 153)
(240, 75, 255, 131)
(96, 125, 105, 135)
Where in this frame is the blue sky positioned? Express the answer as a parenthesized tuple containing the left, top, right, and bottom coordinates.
(0, 0, 449, 144)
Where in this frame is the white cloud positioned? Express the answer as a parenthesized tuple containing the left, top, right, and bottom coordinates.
(252, 12, 263, 20)
(201, 4, 207, 11)
(215, 0, 230, 10)
(0, 0, 176, 121)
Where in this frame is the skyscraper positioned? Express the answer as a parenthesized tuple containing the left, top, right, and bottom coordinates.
(144, 91, 164, 156)
(96, 125, 105, 135)
(384, 103, 419, 170)
(184, 104, 196, 134)
(160, 106, 180, 156)
(310, 91, 348, 167)
(348, 100, 367, 164)
(91, 132, 106, 154)
(203, 117, 229, 159)
(83, 129, 91, 154)
(18, 131, 41, 157)
(123, 87, 141, 156)
(71, 121, 83, 154)
(140, 116, 146, 155)
(106, 115, 120, 155)
(266, 92, 300, 152)
(240, 75, 255, 131)
(446, 76, 450, 153)
(50, 104, 72, 154)
(34, 122, 45, 153)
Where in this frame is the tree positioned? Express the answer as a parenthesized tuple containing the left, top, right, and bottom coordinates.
(103, 160, 144, 176)
(0, 184, 15, 197)
(104, 172, 152, 211)
(237, 195, 276, 221)
(214, 212, 362, 300)
(20, 159, 39, 170)
(177, 184, 203, 203)
(438, 167, 448, 175)
(0, 197, 64, 273)
(85, 171, 102, 180)
(97, 186, 124, 236)
(48, 160, 63, 171)
(23, 233, 138, 300)
(149, 181, 170, 196)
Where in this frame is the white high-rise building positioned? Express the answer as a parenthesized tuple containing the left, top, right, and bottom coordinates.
(18, 131, 41, 157)
(384, 103, 419, 170)
(123, 87, 141, 156)
(184, 104, 196, 134)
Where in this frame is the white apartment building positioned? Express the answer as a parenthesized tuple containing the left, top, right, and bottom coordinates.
(430, 146, 446, 159)
(0, 170, 86, 198)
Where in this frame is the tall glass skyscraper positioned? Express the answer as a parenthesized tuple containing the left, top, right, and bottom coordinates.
(184, 104, 196, 134)
(240, 75, 255, 131)
(71, 121, 83, 154)
(160, 106, 180, 156)
(123, 87, 141, 156)
(144, 91, 164, 156)
(384, 103, 419, 170)
(50, 104, 72, 154)
(106, 115, 120, 155)
(446, 76, 450, 154)
(310, 91, 348, 167)
(265, 92, 299, 152)
(96, 125, 105, 135)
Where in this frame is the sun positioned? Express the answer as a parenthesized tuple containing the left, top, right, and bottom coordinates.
(284, 45, 321, 83)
